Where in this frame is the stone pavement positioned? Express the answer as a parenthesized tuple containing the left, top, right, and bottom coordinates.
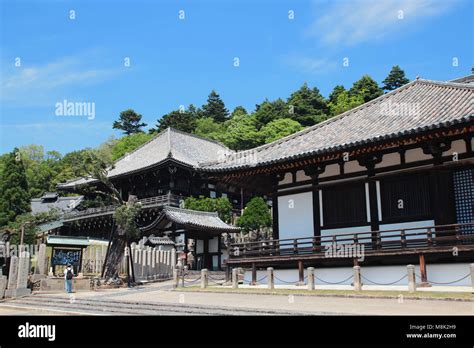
(0, 280, 473, 315)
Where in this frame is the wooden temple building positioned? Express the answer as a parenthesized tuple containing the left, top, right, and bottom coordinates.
(203, 77, 474, 284)
(56, 128, 243, 270)
(54, 75, 474, 281)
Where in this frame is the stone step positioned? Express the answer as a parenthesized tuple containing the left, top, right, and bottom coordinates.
(2, 294, 298, 315)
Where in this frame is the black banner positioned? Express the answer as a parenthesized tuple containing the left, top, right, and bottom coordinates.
(0, 315, 472, 347)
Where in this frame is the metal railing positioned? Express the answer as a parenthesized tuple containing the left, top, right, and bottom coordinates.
(229, 222, 474, 259)
(63, 193, 183, 221)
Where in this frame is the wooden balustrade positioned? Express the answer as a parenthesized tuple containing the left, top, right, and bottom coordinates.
(229, 222, 474, 259)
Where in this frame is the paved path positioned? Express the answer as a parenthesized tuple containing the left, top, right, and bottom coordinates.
(0, 281, 473, 315)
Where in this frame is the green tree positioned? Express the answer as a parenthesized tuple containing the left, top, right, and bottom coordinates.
(201, 90, 229, 123)
(287, 83, 329, 126)
(110, 132, 154, 161)
(231, 106, 248, 118)
(5, 209, 61, 245)
(328, 85, 346, 104)
(253, 98, 289, 128)
(349, 75, 383, 103)
(259, 118, 303, 143)
(328, 90, 365, 116)
(221, 114, 263, 150)
(184, 196, 233, 223)
(237, 197, 272, 237)
(113, 109, 147, 135)
(193, 117, 226, 142)
(0, 148, 31, 226)
(382, 65, 410, 91)
(149, 104, 198, 134)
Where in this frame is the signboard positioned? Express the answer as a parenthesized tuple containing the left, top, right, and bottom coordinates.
(52, 248, 81, 266)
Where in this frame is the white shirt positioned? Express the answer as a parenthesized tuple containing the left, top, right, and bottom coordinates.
(64, 267, 74, 280)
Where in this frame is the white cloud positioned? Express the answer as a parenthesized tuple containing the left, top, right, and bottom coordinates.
(285, 55, 337, 74)
(0, 55, 121, 106)
(309, 0, 459, 46)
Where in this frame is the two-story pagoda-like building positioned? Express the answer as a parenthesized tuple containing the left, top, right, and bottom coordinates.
(57, 128, 244, 270)
(203, 77, 474, 286)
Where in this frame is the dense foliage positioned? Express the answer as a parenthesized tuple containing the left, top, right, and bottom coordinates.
(236, 197, 272, 235)
(184, 196, 233, 223)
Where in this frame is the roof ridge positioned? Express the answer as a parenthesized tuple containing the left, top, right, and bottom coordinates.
(167, 127, 231, 149)
(204, 79, 423, 166)
(111, 128, 169, 165)
(164, 206, 219, 217)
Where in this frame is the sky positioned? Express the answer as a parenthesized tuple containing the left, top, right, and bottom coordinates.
(0, 0, 473, 155)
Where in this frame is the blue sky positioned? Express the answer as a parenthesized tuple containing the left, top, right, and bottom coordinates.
(1, 0, 473, 155)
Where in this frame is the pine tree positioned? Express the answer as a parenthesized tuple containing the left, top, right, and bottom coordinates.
(150, 104, 198, 134)
(382, 65, 410, 91)
(113, 109, 147, 135)
(287, 83, 329, 126)
(201, 90, 229, 123)
(349, 75, 383, 103)
(328, 85, 346, 104)
(0, 148, 31, 226)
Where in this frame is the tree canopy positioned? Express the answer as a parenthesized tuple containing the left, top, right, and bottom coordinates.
(113, 109, 147, 135)
(236, 197, 272, 235)
(201, 90, 229, 123)
(349, 75, 383, 103)
(0, 148, 31, 227)
(184, 196, 233, 223)
(382, 65, 410, 91)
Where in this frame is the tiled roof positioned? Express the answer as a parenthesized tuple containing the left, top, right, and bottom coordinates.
(31, 195, 84, 214)
(203, 79, 474, 171)
(58, 128, 232, 189)
(147, 236, 175, 245)
(161, 207, 240, 233)
(450, 73, 474, 84)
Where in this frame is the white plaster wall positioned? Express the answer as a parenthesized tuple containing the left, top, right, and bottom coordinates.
(344, 160, 366, 174)
(296, 170, 311, 182)
(245, 263, 472, 286)
(442, 139, 466, 157)
(379, 220, 435, 241)
(375, 152, 401, 169)
(320, 226, 371, 245)
(279, 172, 293, 185)
(278, 192, 314, 240)
(319, 163, 340, 178)
(405, 147, 432, 162)
(209, 236, 219, 253)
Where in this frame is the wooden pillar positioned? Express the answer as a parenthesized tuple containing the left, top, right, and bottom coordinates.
(298, 260, 304, 285)
(419, 254, 428, 284)
(251, 263, 257, 285)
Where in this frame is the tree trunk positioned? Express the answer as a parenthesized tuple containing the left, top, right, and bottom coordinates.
(102, 227, 127, 279)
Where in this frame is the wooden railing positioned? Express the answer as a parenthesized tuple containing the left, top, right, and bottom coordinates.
(229, 222, 474, 259)
(63, 193, 183, 221)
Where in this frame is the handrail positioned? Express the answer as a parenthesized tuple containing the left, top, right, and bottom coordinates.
(63, 193, 183, 220)
(229, 222, 474, 259)
(229, 222, 474, 247)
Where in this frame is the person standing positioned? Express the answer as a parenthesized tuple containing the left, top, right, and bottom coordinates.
(64, 264, 74, 293)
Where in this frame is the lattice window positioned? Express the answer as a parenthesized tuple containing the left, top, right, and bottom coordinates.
(453, 168, 474, 235)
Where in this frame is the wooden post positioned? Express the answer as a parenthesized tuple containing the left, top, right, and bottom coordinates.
(419, 254, 428, 285)
(251, 263, 257, 285)
(407, 264, 416, 293)
(307, 267, 315, 291)
(298, 260, 304, 285)
(267, 267, 274, 290)
(173, 268, 178, 288)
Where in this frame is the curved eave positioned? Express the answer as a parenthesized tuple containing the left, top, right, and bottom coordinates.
(201, 115, 474, 173)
